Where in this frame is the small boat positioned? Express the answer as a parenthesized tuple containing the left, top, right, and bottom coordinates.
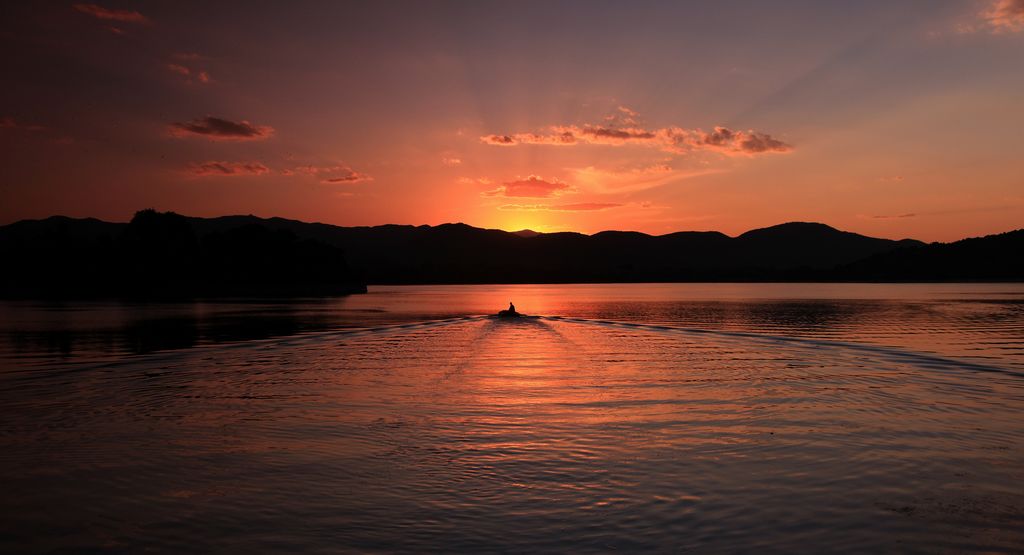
(497, 301, 526, 318)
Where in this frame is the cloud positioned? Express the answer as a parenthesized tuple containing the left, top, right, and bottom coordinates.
(616, 105, 639, 119)
(870, 213, 917, 219)
(2, 116, 73, 144)
(499, 203, 623, 211)
(877, 175, 905, 182)
(187, 161, 271, 177)
(442, 157, 462, 166)
(697, 127, 790, 153)
(578, 125, 657, 142)
(321, 169, 373, 184)
(602, 106, 642, 126)
(167, 63, 212, 84)
(0, 116, 46, 131)
(953, 0, 1024, 34)
(458, 176, 492, 185)
(169, 116, 273, 141)
(984, 0, 1024, 32)
(483, 175, 571, 198)
(73, 3, 148, 24)
(480, 134, 518, 146)
(860, 205, 1021, 219)
(482, 130, 580, 146)
(480, 110, 792, 156)
(571, 163, 723, 193)
(290, 164, 373, 184)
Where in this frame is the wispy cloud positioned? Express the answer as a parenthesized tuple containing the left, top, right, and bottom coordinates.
(289, 164, 373, 184)
(73, 3, 148, 24)
(441, 157, 462, 166)
(481, 131, 579, 146)
(861, 204, 1020, 220)
(320, 169, 373, 184)
(984, 0, 1024, 32)
(869, 213, 917, 219)
(483, 175, 571, 198)
(187, 161, 271, 177)
(481, 108, 792, 156)
(499, 202, 623, 211)
(169, 116, 273, 141)
(2, 115, 73, 144)
(952, 0, 1024, 34)
(458, 176, 493, 186)
(167, 63, 211, 84)
(571, 163, 723, 193)
(613, 105, 640, 122)
(0, 116, 46, 132)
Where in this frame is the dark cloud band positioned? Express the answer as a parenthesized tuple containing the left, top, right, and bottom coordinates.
(169, 116, 274, 141)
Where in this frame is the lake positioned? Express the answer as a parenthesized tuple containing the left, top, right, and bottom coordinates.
(1, 283, 1023, 552)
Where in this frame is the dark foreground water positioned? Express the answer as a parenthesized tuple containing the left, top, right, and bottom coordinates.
(1, 284, 1023, 552)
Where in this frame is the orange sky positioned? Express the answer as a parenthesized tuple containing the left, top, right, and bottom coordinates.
(1, 1, 1022, 241)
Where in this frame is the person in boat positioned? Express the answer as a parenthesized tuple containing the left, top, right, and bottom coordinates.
(498, 301, 520, 317)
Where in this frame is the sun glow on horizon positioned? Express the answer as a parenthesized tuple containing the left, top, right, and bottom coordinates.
(0, 2, 1022, 242)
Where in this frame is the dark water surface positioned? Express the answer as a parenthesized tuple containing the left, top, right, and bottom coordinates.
(1, 284, 1023, 552)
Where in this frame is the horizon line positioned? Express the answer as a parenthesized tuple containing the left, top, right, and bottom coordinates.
(6, 211, 1023, 244)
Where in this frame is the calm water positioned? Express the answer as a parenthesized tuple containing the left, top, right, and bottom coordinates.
(1, 283, 1023, 552)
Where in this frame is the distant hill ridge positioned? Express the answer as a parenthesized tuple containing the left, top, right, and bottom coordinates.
(181, 216, 926, 282)
(1, 212, 1021, 296)
(0, 210, 366, 298)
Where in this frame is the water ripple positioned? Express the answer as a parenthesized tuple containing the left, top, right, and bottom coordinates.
(2, 286, 1024, 552)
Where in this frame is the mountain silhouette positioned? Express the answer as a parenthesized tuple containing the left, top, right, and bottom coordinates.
(0, 210, 365, 299)
(2, 211, 1020, 298)
(179, 217, 924, 283)
(511, 229, 542, 238)
(839, 229, 1024, 281)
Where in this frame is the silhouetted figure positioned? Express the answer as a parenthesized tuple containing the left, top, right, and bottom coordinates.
(497, 301, 521, 318)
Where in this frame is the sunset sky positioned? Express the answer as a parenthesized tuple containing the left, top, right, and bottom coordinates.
(1, 1, 1022, 241)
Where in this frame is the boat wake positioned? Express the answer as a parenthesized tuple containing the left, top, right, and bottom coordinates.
(540, 315, 1022, 377)
(10, 313, 1020, 379)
